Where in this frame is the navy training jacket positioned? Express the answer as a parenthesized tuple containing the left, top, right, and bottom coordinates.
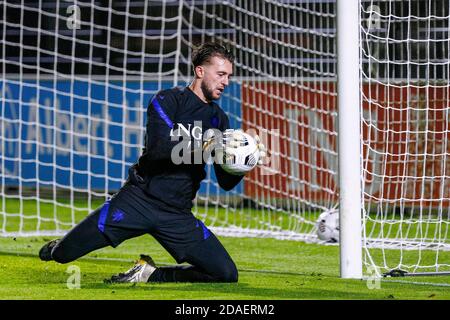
(129, 86, 243, 212)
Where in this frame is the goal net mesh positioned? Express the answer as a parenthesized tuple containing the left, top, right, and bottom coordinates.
(361, 0, 450, 275)
(0, 0, 448, 275)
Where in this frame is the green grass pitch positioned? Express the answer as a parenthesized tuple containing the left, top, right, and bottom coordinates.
(0, 198, 450, 300)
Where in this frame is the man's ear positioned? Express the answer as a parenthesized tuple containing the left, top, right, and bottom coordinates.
(194, 65, 204, 78)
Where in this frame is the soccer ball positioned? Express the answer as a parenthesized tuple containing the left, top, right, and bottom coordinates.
(220, 130, 260, 176)
(316, 209, 340, 243)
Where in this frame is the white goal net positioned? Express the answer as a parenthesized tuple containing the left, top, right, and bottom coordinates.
(361, 0, 450, 276)
(0, 0, 449, 277)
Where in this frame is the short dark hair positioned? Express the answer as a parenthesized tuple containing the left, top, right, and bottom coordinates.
(191, 42, 235, 68)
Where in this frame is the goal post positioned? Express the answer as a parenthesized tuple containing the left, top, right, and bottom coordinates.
(337, 0, 363, 279)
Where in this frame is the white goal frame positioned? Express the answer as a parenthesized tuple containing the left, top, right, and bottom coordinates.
(337, 0, 363, 279)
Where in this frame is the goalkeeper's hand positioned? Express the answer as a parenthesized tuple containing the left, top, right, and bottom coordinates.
(253, 134, 267, 166)
(220, 129, 267, 166)
(202, 129, 221, 154)
(203, 129, 267, 165)
(223, 129, 245, 148)
(202, 128, 240, 152)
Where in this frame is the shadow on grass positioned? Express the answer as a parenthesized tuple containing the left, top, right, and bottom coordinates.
(0, 250, 367, 299)
(4, 250, 440, 300)
(77, 281, 377, 300)
(0, 250, 326, 278)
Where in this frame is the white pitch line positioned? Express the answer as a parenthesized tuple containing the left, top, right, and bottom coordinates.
(381, 279, 450, 288)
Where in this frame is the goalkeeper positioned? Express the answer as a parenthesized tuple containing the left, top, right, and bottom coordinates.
(39, 43, 266, 283)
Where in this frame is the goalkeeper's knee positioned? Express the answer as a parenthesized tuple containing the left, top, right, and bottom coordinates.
(219, 264, 238, 283)
(212, 259, 238, 283)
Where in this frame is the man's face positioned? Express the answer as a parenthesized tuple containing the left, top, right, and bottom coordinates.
(196, 56, 233, 101)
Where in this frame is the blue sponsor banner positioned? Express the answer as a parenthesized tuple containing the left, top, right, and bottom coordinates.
(0, 79, 242, 195)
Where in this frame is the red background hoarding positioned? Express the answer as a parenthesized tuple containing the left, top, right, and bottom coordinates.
(242, 81, 450, 207)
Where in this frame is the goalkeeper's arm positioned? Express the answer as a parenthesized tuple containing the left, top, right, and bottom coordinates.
(144, 93, 178, 161)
